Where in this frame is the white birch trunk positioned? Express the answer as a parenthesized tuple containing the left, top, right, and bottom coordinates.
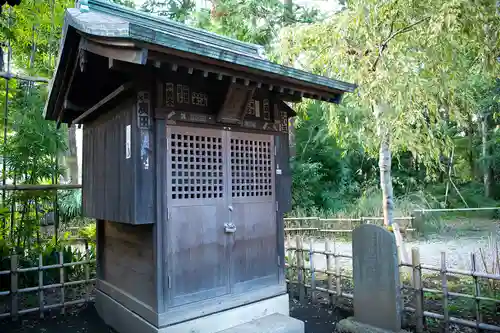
(66, 126, 79, 184)
(374, 102, 394, 227)
(481, 113, 491, 198)
(284, 0, 293, 23)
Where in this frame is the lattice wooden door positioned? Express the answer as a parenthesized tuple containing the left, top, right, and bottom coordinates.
(165, 126, 278, 306)
(227, 132, 278, 294)
(166, 126, 230, 306)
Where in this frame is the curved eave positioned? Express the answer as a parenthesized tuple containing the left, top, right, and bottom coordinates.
(45, 6, 357, 122)
(64, 7, 356, 93)
(44, 23, 81, 122)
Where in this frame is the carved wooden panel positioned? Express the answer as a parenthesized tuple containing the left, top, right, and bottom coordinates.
(165, 83, 175, 107)
(136, 91, 151, 129)
(263, 99, 270, 121)
(279, 111, 288, 133)
(217, 83, 255, 124)
(162, 81, 211, 112)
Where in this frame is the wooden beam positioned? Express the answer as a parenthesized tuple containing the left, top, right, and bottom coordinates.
(79, 38, 148, 65)
(0, 71, 49, 83)
(63, 100, 86, 112)
(146, 50, 346, 100)
(52, 46, 77, 127)
(0, 184, 82, 191)
(108, 58, 146, 73)
(73, 82, 133, 124)
(57, 51, 81, 128)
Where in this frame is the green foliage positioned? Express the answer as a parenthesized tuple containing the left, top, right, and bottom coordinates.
(2, 86, 66, 180)
(58, 189, 82, 222)
(3, 0, 73, 77)
(280, 0, 500, 217)
(141, 0, 195, 22)
(112, 0, 136, 9)
(0, 235, 96, 293)
(78, 223, 96, 244)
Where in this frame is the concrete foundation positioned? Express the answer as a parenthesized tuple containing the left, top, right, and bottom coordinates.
(95, 290, 302, 333)
(335, 317, 410, 333)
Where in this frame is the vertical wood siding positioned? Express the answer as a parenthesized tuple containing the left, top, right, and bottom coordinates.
(274, 133, 291, 284)
(82, 92, 154, 224)
(101, 220, 156, 307)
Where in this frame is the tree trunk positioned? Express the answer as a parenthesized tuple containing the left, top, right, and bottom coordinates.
(288, 116, 296, 157)
(67, 126, 79, 184)
(481, 113, 491, 198)
(374, 103, 394, 227)
(379, 131, 394, 226)
(282, 1, 295, 155)
(467, 114, 475, 179)
(284, 0, 293, 24)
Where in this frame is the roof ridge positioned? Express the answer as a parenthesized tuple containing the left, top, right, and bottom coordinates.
(88, 0, 266, 58)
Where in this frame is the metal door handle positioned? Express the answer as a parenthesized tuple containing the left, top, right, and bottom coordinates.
(224, 223, 236, 233)
(228, 205, 233, 212)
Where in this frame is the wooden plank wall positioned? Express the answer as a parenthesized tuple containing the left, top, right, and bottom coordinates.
(82, 91, 154, 225)
(275, 133, 291, 284)
(82, 95, 136, 223)
(101, 220, 156, 307)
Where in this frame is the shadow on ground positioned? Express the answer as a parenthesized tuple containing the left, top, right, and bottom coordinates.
(1, 299, 350, 333)
(289, 298, 352, 333)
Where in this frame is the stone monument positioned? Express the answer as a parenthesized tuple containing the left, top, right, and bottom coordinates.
(336, 224, 408, 333)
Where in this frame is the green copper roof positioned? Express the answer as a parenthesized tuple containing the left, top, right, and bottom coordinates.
(65, 0, 356, 94)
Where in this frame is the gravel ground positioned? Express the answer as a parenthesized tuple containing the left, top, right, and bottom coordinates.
(286, 231, 500, 273)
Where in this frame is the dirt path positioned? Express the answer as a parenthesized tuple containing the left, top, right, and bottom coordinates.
(286, 232, 500, 273)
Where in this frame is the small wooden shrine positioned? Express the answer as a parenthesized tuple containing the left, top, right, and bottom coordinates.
(44, 1, 356, 332)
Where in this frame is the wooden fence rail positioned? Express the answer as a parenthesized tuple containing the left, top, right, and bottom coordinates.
(285, 235, 500, 333)
(284, 216, 416, 235)
(2, 226, 498, 333)
(285, 236, 354, 308)
(0, 240, 96, 320)
(403, 247, 500, 333)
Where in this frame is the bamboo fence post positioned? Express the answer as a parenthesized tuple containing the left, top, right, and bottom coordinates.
(59, 251, 65, 315)
(296, 235, 305, 301)
(325, 239, 335, 305)
(335, 253, 341, 305)
(285, 234, 293, 297)
(309, 238, 317, 303)
(471, 253, 481, 332)
(38, 254, 44, 318)
(10, 254, 18, 320)
(411, 248, 424, 333)
(441, 252, 449, 333)
(84, 240, 90, 302)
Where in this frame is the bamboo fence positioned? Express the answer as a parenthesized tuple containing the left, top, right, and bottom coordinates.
(284, 216, 416, 235)
(285, 234, 500, 333)
(0, 239, 96, 320)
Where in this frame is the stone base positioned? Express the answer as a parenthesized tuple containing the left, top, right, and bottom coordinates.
(218, 313, 304, 333)
(335, 317, 410, 333)
(95, 289, 303, 333)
